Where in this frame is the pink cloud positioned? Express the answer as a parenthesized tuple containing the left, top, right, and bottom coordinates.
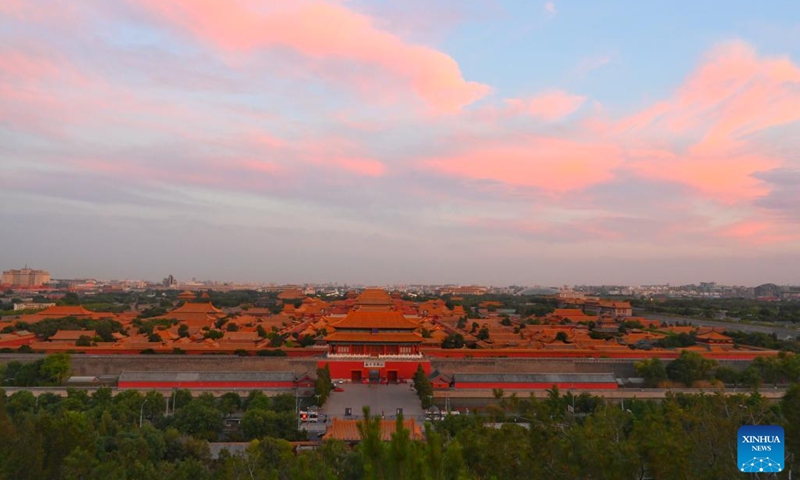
(619, 41, 800, 202)
(134, 0, 490, 113)
(424, 136, 622, 193)
(504, 90, 586, 121)
(717, 220, 799, 245)
(629, 148, 779, 201)
(331, 158, 386, 177)
(618, 42, 800, 141)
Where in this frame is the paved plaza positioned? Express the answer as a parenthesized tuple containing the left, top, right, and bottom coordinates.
(323, 382, 425, 422)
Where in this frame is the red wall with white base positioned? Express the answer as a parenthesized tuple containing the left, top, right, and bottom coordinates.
(454, 382, 618, 390)
(118, 381, 294, 389)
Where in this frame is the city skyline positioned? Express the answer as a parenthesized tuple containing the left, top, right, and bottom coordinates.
(2, 264, 795, 290)
(2, 1, 800, 285)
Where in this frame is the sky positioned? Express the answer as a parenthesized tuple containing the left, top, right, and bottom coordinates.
(1, 0, 800, 286)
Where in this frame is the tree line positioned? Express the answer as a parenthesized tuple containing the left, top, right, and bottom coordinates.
(1, 382, 798, 479)
(636, 350, 800, 388)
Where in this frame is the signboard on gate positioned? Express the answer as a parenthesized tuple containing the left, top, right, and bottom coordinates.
(364, 360, 385, 368)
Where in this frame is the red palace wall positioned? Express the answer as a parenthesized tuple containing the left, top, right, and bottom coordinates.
(454, 382, 618, 390)
(421, 348, 775, 361)
(320, 360, 431, 382)
(118, 381, 295, 389)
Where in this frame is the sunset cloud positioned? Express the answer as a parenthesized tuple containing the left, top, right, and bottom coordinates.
(618, 41, 800, 203)
(134, 0, 490, 113)
(3, 1, 800, 283)
(424, 136, 622, 193)
(504, 90, 586, 121)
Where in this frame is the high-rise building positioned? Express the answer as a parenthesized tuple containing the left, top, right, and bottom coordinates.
(1, 267, 51, 286)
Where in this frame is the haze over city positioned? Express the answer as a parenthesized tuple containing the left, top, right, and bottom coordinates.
(2, 1, 800, 285)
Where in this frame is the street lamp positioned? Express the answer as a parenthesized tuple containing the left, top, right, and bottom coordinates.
(139, 399, 148, 428)
(168, 387, 177, 416)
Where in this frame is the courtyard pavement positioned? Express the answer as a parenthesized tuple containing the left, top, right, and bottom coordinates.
(322, 382, 425, 422)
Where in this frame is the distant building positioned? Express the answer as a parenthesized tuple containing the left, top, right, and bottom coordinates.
(323, 418, 424, 442)
(13, 302, 55, 311)
(2, 268, 50, 286)
(438, 286, 488, 296)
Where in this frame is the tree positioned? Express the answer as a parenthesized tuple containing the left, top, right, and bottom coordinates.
(441, 334, 465, 349)
(203, 330, 223, 340)
(413, 364, 433, 409)
(555, 331, 568, 343)
(178, 324, 189, 338)
(740, 365, 763, 388)
(714, 366, 741, 386)
(316, 365, 333, 405)
(174, 398, 223, 441)
(61, 292, 80, 306)
(219, 392, 242, 416)
(357, 406, 385, 480)
(752, 356, 781, 386)
(666, 351, 717, 386)
(782, 384, 800, 473)
(76, 335, 93, 347)
(41, 353, 71, 384)
(635, 358, 668, 387)
(476, 327, 489, 341)
(388, 413, 413, 480)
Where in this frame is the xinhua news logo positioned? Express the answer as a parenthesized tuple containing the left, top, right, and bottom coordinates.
(738, 425, 784, 473)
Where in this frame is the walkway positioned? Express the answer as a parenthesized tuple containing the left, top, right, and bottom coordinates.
(323, 382, 425, 422)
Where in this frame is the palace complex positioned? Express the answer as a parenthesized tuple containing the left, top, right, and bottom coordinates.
(0, 288, 778, 367)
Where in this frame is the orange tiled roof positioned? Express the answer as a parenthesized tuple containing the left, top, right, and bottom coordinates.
(323, 418, 424, 442)
(598, 300, 632, 309)
(355, 289, 394, 306)
(222, 331, 260, 342)
(325, 331, 422, 343)
(278, 289, 305, 300)
(696, 331, 733, 341)
(38, 305, 95, 317)
(170, 302, 222, 314)
(553, 309, 587, 317)
(332, 311, 418, 330)
(50, 329, 97, 341)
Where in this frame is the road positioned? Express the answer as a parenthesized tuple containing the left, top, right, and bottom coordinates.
(436, 387, 788, 402)
(640, 312, 800, 339)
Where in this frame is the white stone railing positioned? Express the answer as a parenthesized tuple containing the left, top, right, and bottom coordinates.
(326, 353, 424, 359)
